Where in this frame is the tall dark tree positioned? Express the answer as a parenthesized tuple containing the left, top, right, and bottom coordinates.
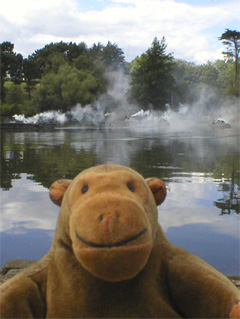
(66, 42, 88, 62)
(89, 41, 126, 71)
(0, 42, 23, 102)
(9, 53, 23, 84)
(128, 37, 175, 110)
(101, 41, 125, 70)
(219, 29, 240, 88)
(22, 57, 40, 100)
(89, 42, 104, 59)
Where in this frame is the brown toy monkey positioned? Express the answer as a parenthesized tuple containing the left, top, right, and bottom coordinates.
(0, 164, 239, 318)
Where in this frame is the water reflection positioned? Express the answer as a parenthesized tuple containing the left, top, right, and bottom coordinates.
(0, 127, 239, 275)
(214, 168, 240, 215)
(2, 128, 239, 189)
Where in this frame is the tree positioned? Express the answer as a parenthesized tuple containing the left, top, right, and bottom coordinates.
(102, 41, 125, 70)
(0, 83, 26, 117)
(214, 59, 236, 96)
(66, 42, 88, 62)
(198, 62, 219, 88)
(34, 65, 101, 112)
(9, 53, 23, 84)
(128, 37, 175, 110)
(30, 42, 69, 77)
(89, 41, 126, 71)
(29, 41, 89, 77)
(1, 42, 14, 95)
(89, 42, 104, 59)
(219, 29, 240, 91)
(5, 83, 25, 105)
(0, 42, 23, 102)
(172, 59, 231, 105)
(172, 59, 199, 105)
(22, 57, 40, 100)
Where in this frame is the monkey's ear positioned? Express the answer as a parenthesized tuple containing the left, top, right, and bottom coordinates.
(145, 177, 167, 206)
(49, 179, 72, 206)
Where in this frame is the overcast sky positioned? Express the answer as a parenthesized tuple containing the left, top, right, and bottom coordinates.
(1, 0, 239, 64)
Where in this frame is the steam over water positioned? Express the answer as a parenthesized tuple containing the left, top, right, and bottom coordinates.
(12, 71, 239, 131)
(13, 100, 238, 132)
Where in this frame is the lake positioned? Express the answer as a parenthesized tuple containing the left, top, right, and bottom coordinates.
(1, 123, 239, 276)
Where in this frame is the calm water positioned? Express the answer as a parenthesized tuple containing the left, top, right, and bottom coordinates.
(1, 124, 240, 275)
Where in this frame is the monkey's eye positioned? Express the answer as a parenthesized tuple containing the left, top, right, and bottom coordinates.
(82, 184, 89, 194)
(127, 182, 135, 192)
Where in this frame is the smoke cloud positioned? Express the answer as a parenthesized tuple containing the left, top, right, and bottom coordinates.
(13, 70, 239, 131)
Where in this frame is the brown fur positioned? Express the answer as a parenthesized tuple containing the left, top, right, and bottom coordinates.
(0, 164, 239, 318)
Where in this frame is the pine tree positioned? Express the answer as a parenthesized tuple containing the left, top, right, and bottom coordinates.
(219, 29, 240, 88)
(128, 37, 175, 110)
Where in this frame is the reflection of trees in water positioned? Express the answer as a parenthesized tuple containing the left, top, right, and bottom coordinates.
(214, 164, 240, 215)
(1, 144, 97, 190)
(1, 130, 239, 197)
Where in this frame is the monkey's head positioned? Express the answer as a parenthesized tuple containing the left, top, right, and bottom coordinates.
(49, 164, 166, 282)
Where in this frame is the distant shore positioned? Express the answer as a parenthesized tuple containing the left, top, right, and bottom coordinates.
(1, 259, 240, 289)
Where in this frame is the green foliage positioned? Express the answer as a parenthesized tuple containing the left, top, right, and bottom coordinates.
(198, 62, 219, 88)
(73, 55, 93, 71)
(173, 60, 199, 105)
(22, 57, 39, 100)
(5, 83, 25, 105)
(214, 60, 234, 94)
(101, 41, 125, 70)
(42, 53, 68, 74)
(219, 29, 240, 87)
(0, 42, 24, 102)
(8, 53, 23, 85)
(34, 65, 101, 112)
(0, 82, 38, 117)
(20, 41, 126, 113)
(172, 57, 239, 105)
(73, 53, 107, 93)
(88, 41, 125, 70)
(31, 41, 71, 76)
(173, 60, 222, 105)
(128, 37, 175, 110)
(1, 83, 24, 116)
(1, 103, 22, 117)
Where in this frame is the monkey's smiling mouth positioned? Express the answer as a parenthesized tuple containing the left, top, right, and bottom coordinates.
(75, 228, 147, 248)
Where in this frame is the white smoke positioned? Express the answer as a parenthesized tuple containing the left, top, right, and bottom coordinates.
(70, 104, 105, 126)
(12, 73, 239, 131)
(13, 105, 108, 127)
(13, 111, 67, 125)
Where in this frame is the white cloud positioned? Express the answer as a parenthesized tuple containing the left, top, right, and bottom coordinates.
(0, 174, 59, 232)
(158, 179, 240, 239)
(0, 0, 239, 62)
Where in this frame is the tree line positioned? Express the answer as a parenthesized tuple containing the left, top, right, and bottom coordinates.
(1, 29, 239, 117)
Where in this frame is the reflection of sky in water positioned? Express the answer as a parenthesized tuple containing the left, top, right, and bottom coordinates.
(0, 175, 59, 267)
(159, 177, 239, 275)
(1, 175, 59, 231)
(1, 127, 239, 275)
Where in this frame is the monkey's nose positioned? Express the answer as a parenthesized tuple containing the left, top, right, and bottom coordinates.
(99, 211, 120, 222)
